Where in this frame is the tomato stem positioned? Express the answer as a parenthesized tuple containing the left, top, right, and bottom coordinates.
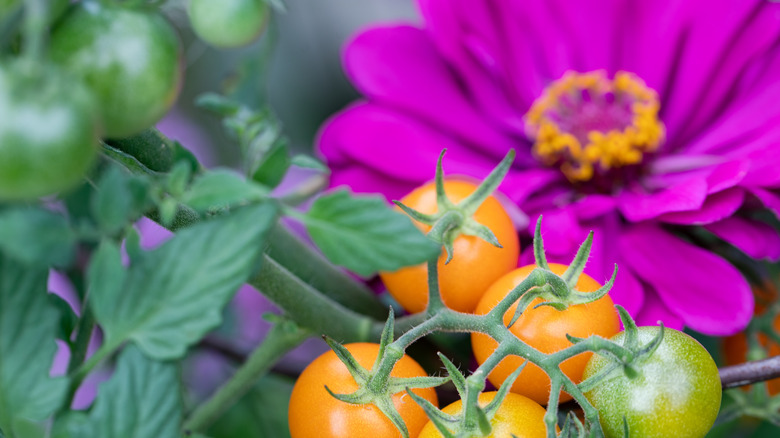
(182, 320, 310, 433)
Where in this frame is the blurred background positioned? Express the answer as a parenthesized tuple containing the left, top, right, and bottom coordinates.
(160, 0, 419, 166)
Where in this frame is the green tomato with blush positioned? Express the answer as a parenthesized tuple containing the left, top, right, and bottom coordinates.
(582, 327, 722, 438)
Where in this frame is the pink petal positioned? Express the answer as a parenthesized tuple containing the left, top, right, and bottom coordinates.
(319, 102, 497, 182)
(705, 160, 749, 194)
(658, 188, 744, 225)
(327, 165, 416, 202)
(634, 286, 685, 331)
(618, 178, 708, 222)
(685, 50, 780, 156)
(344, 25, 519, 158)
(622, 1, 780, 147)
(529, 209, 583, 257)
(585, 214, 645, 317)
(705, 217, 780, 261)
(570, 195, 617, 221)
(740, 140, 780, 187)
(620, 224, 753, 335)
(608, 262, 646, 319)
(318, 102, 553, 203)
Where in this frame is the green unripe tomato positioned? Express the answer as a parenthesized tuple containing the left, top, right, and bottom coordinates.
(188, 0, 269, 48)
(582, 327, 722, 438)
(49, 2, 183, 138)
(0, 63, 99, 200)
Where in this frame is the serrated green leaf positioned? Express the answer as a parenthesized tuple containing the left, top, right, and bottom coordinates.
(57, 346, 182, 438)
(196, 93, 242, 116)
(91, 166, 135, 235)
(251, 139, 290, 188)
(182, 169, 269, 213)
(0, 208, 76, 267)
(303, 190, 440, 277)
(290, 154, 329, 172)
(0, 256, 68, 432)
(91, 203, 277, 360)
(166, 162, 192, 198)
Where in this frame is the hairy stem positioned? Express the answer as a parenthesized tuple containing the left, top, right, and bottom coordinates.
(251, 255, 375, 343)
(265, 224, 386, 319)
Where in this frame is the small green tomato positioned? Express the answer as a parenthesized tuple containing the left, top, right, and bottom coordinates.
(583, 327, 722, 438)
(187, 0, 269, 48)
(0, 63, 99, 200)
(49, 2, 183, 139)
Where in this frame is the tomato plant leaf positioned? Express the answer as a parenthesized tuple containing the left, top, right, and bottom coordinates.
(0, 207, 76, 267)
(0, 255, 68, 432)
(55, 346, 182, 438)
(251, 138, 290, 188)
(290, 154, 329, 172)
(302, 189, 441, 277)
(91, 203, 277, 360)
(182, 169, 269, 213)
(91, 166, 147, 235)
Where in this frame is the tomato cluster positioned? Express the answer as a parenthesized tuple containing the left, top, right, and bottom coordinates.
(1, 0, 273, 201)
(289, 175, 724, 437)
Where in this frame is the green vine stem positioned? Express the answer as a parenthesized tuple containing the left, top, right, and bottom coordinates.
(182, 319, 311, 433)
(264, 224, 387, 319)
(65, 308, 96, 375)
(250, 254, 376, 342)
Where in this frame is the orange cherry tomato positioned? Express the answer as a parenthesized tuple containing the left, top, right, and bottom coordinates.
(288, 342, 437, 438)
(723, 283, 780, 395)
(417, 391, 555, 438)
(379, 179, 519, 314)
(471, 263, 620, 405)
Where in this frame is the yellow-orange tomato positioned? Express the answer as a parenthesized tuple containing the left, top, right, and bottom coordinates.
(288, 343, 437, 438)
(417, 391, 554, 438)
(380, 179, 519, 314)
(471, 264, 619, 405)
(723, 283, 780, 395)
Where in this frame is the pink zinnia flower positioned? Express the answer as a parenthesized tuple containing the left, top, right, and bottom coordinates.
(318, 0, 780, 335)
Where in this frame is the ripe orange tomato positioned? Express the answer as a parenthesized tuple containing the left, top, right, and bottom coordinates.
(379, 179, 519, 314)
(288, 342, 437, 438)
(723, 283, 780, 395)
(417, 391, 553, 437)
(471, 264, 619, 405)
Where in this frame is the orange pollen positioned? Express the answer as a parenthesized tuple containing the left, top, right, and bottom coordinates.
(524, 71, 665, 182)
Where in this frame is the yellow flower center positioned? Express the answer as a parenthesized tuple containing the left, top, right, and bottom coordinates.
(524, 71, 665, 182)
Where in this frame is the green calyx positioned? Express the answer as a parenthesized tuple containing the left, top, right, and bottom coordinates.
(406, 353, 525, 438)
(322, 309, 449, 438)
(575, 306, 665, 390)
(507, 217, 618, 328)
(394, 149, 515, 263)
